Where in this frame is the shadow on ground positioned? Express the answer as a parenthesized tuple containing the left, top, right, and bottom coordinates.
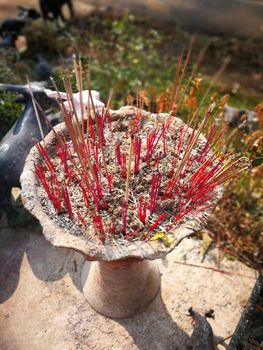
(116, 292, 190, 349)
(0, 216, 191, 349)
(0, 217, 83, 303)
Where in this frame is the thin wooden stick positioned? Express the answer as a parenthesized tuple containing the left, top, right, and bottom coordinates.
(169, 50, 184, 110)
(188, 56, 230, 128)
(173, 260, 256, 279)
(73, 55, 85, 133)
(178, 40, 211, 112)
(174, 36, 194, 103)
(163, 103, 216, 197)
(125, 131, 134, 203)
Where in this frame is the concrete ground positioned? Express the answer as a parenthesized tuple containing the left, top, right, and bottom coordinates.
(0, 212, 257, 350)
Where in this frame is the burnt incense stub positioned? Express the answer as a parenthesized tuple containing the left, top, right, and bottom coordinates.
(21, 106, 223, 261)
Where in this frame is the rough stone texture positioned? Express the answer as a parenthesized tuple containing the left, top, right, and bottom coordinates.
(81, 259, 160, 318)
(0, 218, 257, 350)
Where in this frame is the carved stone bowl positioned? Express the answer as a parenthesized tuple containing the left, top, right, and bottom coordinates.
(21, 106, 221, 318)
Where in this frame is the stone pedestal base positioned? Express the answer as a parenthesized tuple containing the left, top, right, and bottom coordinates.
(81, 258, 160, 318)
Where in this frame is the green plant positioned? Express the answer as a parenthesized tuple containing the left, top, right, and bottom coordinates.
(80, 14, 177, 106)
(0, 51, 21, 84)
(0, 92, 22, 140)
(22, 21, 69, 58)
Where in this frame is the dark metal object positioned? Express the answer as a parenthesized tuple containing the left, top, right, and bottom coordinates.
(188, 307, 216, 350)
(0, 32, 17, 49)
(0, 83, 56, 211)
(35, 55, 52, 81)
(39, 0, 74, 22)
(228, 273, 263, 350)
(0, 7, 40, 37)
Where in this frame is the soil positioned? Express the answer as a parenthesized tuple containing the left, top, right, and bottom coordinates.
(0, 211, 257, 350)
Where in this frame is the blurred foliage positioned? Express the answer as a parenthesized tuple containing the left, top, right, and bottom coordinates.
(208, 128, 263, 269)
(0, 92, 23, 140)
(22, 20, 71, 58)
(0, 50, 22, 84)
(228, 92, 261, 111)
(50, 13, 178, 106)
(0, 51, 30, 141)
(87, 14, 175, 105)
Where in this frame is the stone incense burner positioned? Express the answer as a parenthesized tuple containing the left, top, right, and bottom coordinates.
(21, 106, 223, 318)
